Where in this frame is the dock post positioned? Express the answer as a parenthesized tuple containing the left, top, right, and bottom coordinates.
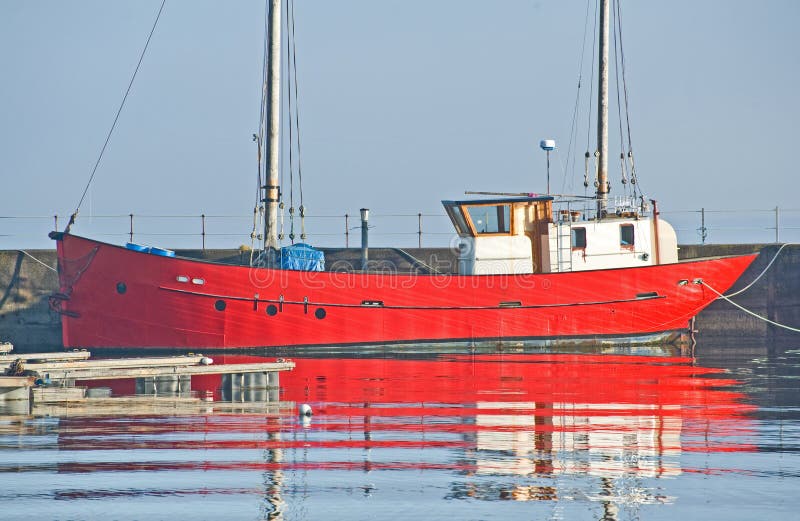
(345, 213, 350, 247)
(700, 207, 707, 244)
(201, 213, 206, 251)
(360, 208, 369, 271)
(775, 206, 779, 243)
(418, 213, 422, 248)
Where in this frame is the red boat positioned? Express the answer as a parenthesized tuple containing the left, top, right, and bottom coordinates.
(49, 231, 755, 349)
(49, 0, 757, 350)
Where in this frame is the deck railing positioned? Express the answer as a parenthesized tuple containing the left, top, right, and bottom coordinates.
(2, 207, 800, 250)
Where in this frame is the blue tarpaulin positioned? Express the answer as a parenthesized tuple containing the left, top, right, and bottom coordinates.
(280, 243, 325, 272)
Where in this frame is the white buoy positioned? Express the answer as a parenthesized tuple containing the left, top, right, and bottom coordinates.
(200, 356, 213, 365)
(299, 403, 312, 417)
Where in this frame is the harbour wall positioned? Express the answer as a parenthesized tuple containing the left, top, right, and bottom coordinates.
(0, 244, 796, 352)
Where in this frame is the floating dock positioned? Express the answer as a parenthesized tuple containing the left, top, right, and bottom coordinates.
(0, 350, 91, 364)
(23, 358, 294, 384)
(0, 343, 294, 411)
(0, 376, 34, 402)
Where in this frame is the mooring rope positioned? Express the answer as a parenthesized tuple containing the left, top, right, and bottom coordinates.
(65, 0, 167, 233)
(700, 279, 800, 333)
(724, 243, 794, 297)
(18, 250, 57, 272)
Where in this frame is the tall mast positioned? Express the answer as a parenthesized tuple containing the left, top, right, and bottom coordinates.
(596, 0, 610, 217)
(263, 0, 282, 251)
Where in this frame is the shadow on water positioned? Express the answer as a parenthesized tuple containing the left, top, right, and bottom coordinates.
(4, 341, 798, 520)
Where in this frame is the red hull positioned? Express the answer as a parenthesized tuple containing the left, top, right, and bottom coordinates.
(51, 233, 756, 349)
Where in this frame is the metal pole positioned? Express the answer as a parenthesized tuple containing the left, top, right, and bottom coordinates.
(546, 150, 551, 195)
(201, 214, 206, 251)
(263, 0, 282, 251)
(418, 213, 422, 248)
(53, 215, 58, 232)
(596, 0, 610, 217)
(360, 208, 369, 271)
(775, 206, 779, 243)
(345, 213, 349, 248)
(129, 214, 134, 243)
(701, 207, 706, 245)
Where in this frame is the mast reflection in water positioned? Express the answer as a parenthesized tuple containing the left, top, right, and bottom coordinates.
(275, 353, 755, 511)
(0, 350, 764, 520)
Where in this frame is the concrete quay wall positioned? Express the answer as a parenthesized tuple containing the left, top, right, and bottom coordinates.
(0, 244, 795, 351)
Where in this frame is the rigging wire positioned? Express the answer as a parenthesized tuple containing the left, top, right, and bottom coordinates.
(285, 0, 295, 243)
(252, 0, 270, 259)
(585, 0, 598, 155)
(615, 0, 642, 196)
(65, 0, 167, 233)
(611, 0, 630, 196)
(289, 0, 306, 240)
(282, 0, 306, 244)
(561, 0, 593, 195)
(584, 0, 599, 199)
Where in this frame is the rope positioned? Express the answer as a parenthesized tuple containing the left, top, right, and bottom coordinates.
(290, 0, 307, 241)
(289, 0, 305, 211)
(724, 243, 793, 297)
(700, 279, 800, 333)
(585, 0, 598, 155)
(252, 0, 270, 257)
(18, 250, 57, 272)
(611, 6, 629, 194)
(614, 0, 642, 196)
(284, 0, 306, 242)
(562, 0, 593, 194)
(67, 0, 167, 233)
(285, 4, 295, 244)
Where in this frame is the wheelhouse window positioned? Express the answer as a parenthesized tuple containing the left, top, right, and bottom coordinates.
(620, 224, 635, 249)
(465, 204, 511, 234)
(571, 227, 586, 249)
(444, 204, 470, 235)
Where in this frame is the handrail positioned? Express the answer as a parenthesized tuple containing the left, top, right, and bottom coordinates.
(2, 207, 800, 249)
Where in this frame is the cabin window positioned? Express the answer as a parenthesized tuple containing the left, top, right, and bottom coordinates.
(571, 227, 586, 249)
(465, 204, 511, 234)
(444, 205, 470, 235)
(620, 224, 635, 249)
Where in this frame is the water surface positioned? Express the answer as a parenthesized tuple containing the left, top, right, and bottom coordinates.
(1, 343, 798, 520)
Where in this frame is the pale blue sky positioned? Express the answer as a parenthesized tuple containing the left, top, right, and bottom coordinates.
(2, 1, 799, 248)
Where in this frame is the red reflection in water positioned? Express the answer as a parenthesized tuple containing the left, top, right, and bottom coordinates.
(63, 354, 756, 474)
(29, 352, 762, 511)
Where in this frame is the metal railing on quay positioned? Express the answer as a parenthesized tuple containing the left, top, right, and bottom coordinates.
(2, 207, 799, 250)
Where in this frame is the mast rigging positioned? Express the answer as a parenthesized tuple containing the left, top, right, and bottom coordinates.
(261, 0, 282, 252)
(595, 0, 610, 216)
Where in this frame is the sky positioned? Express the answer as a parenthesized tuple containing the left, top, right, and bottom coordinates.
(2, 0, 799, 248)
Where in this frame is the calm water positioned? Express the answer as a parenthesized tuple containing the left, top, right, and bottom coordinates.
(1, 342, 798, 520)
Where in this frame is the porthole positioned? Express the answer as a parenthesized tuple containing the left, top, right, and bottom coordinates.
(116, 282, 127, 295)
(266, 304, 278, 316)
(214, 299, 226, 312)
(314, 308, 326, 320)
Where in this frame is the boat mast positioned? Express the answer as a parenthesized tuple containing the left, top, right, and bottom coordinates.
(596, 0, 610, 217)
(263, 0, 282, 252)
